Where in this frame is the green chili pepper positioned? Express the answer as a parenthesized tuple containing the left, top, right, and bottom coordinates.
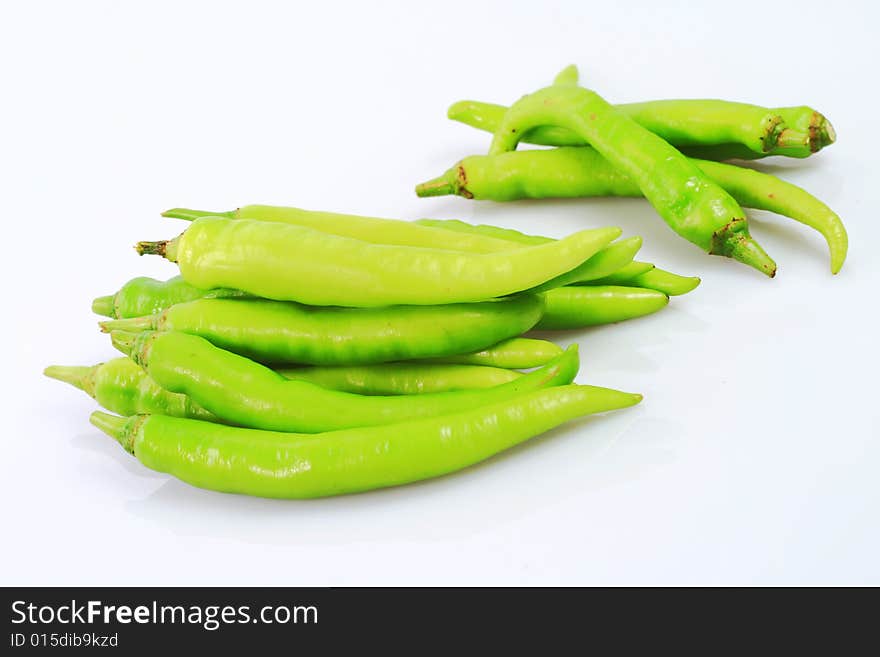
(536, 286, 669, 330)
(136, 217, 621, 306)
(614, 268, 700, 297)
(447, 99, 830, 159)
(44, 357, 216, 421)
(486, 85, 776, 276)
(90, 382, 642, 499)
(414, 218, 698, 293)
(92, 275, 246, 319)
(527, 236, 641, 292)
(681, 106, 836, 160)
(584, 260, 656, 285)
(277, 363, 522, 395)
(414, 218, 551, 246)
(110, 330, 580, 433)
(425, 337, 563, 369)
(164, 205, 639, 287)
(45, 357, 522, 420)
(100, 295, 545, 366)
(774, 105, 835, 154)
(553, 64, 580, 86)
(415, 148, 847, 274)
(162, 205, 518, 252)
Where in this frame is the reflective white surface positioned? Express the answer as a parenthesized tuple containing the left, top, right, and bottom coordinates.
(2, 0, 877, 585)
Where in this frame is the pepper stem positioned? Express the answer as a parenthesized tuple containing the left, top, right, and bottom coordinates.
(89, 411, 140, 454)
(43, 365, 91, 391)
(135, 240, 167, 257)
(100, 315, 155, 334)
(135, 236, 180, 261)
(415, 175, 455, 198)
(91, 295, 115, 317)
(161, 207, 236, 221)
(110, 330, 139, 357)
(775, 128, 810, 151)
(818, 117, 836, 147)
(729, 236, 777, 277)
(711, 219, 777, 277)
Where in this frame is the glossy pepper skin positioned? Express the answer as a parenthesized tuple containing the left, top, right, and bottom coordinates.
(673, 106, 836, 160)
(136, 217, 621, 307)
(447, 99, 830, 159)
(163, 205, 519, 253)
(415, 218, 551, 246)
(415, 148, 847, 274)
(522, 236, 641, 292)
(92, 275, 245, 319)
(425, 337, 563, 369)
(100, 295, 545, 366)
(608, 268, 700, 297)
(111, 330, 580, 433)
(486, 85, 776, 276)
(43, 357, 216, 421)
(90, 383, 642, 499)
(165, 205, 638, 288)
(277, 363, 522, 395)
(414, 218, 699, 294)
(44, 358, 522, 417)
(536, 286, 669, 330)
(585, 260, 655, 285)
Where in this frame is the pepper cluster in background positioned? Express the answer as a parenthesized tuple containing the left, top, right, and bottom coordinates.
(416, 65, 847, 276)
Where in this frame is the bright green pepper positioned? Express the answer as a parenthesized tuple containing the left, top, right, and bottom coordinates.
(100, 295, 545, 366)
(414, 218, 699, 293)
(536, 286, 670, 330)
(163, 204, 519, 252)
(677, 106, 835, 160)
(164, 205, 638, 287)
(447, 99, 830, 158)
(136, 217, 621, 306)
(110, 330, 580, 433)
(277, 363, 522, 395)
(585, 260, 656, 285)
(44, 357, 216, 421)
(92, 275, 245, 319)
(486, 85, 775, 276)
(415, 148, 847, 274)
(414, 218, 551, 246)
(90, 382, 642, 498)
(45, 357, 523, 419)
(425, 337, 563, 369)
(618, 268, 700, 297)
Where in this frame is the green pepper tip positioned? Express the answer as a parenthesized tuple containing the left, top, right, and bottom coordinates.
(447, 100, 474, 121)
(577, 384, 644, 410)
(161, 207, 235, 221)
(553, 64, 580, 86)
(668, 276, 701, 296)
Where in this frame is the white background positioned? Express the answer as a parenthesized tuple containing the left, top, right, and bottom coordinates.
(2, 0, 877, 585)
